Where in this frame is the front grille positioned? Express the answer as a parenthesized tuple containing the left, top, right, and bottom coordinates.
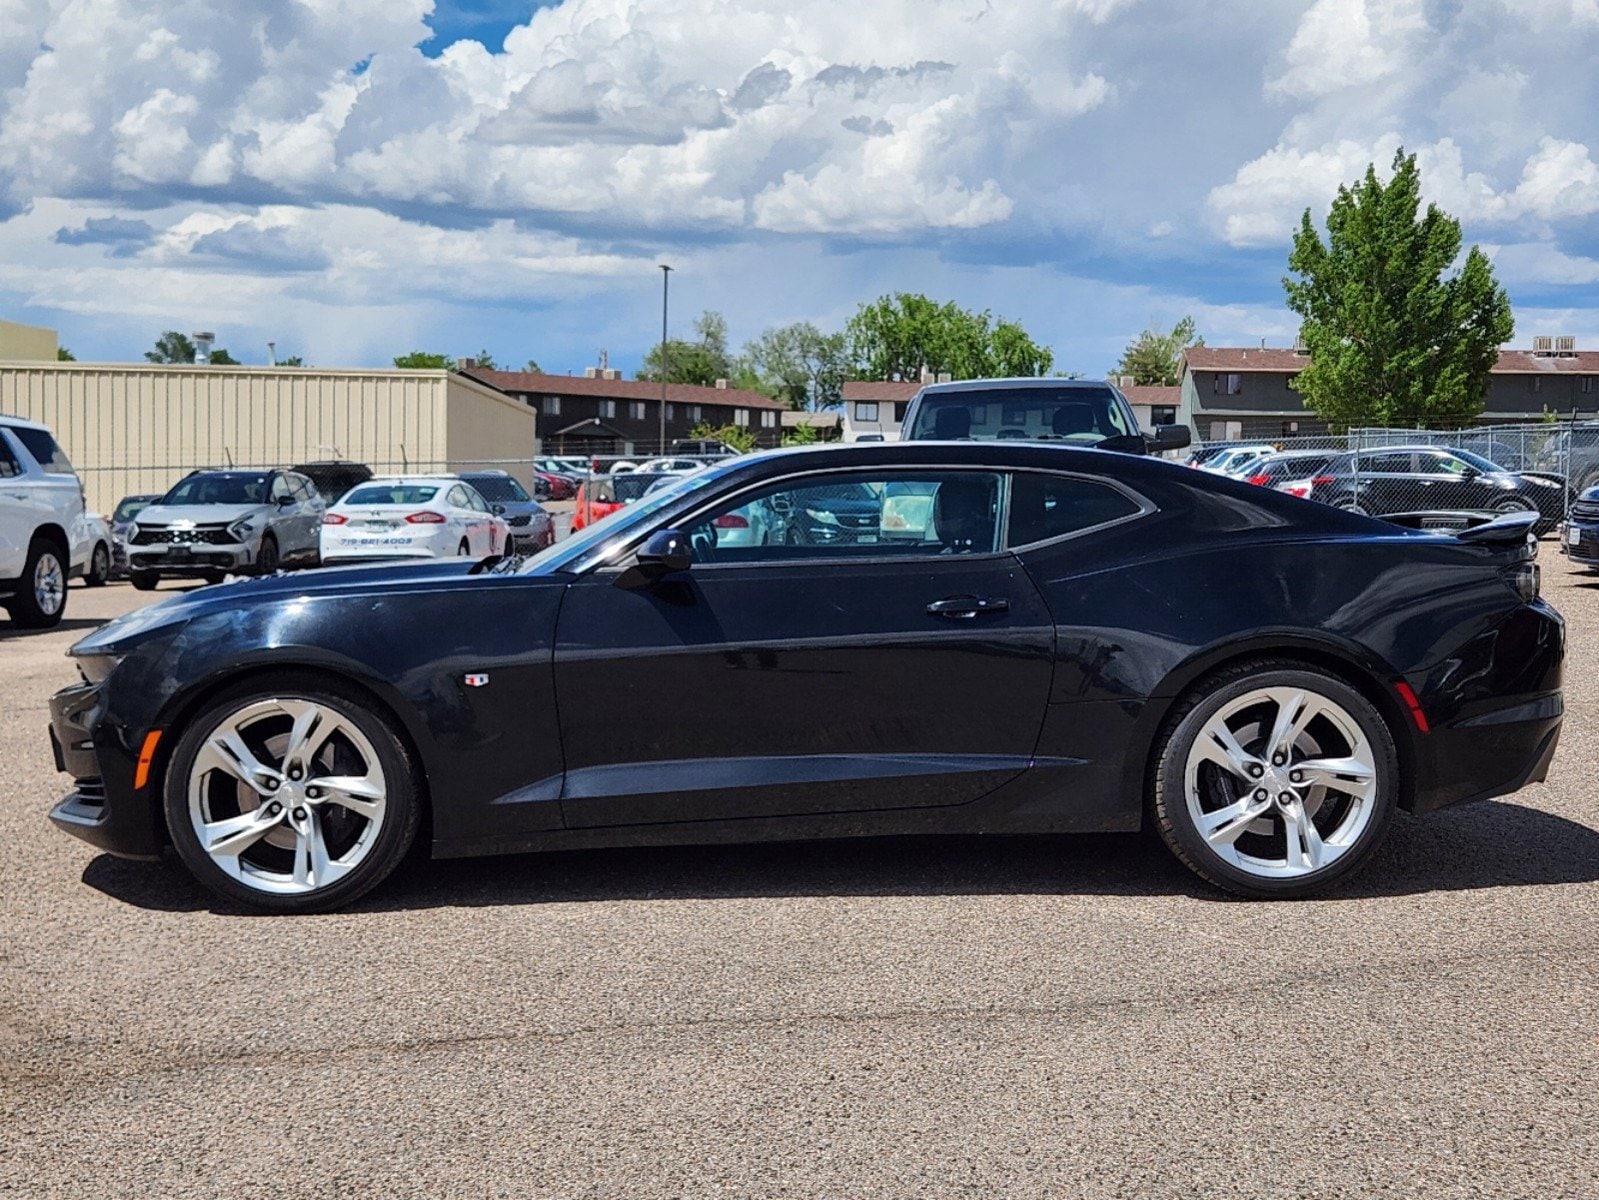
(133, 526, 236, 545)
(839, 514, 877, 529)
(1570, 501, 1599, 523)
(506, 514, 532, 527)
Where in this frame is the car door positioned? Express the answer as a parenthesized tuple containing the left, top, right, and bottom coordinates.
(288, 474, 324, 554)
(462, 486, 499, 554)
(551, 467, 1057, 828)
(0, 431, 35, 578)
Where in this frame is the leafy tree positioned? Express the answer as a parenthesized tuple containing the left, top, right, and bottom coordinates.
(278, 355, 305, 367)
(781, 420, 822, 447)
(56, 347, 76, 361)
(207, 348, 240, 365)
(145, 331, 197, 364)
(468, 349, 497, 370)
(640, 311, 736, 387)
(1115, 316, 1202, 386)
(393, 350, 455, 370)
(1284, 148, 1513, 430)
(688, 420, 758, 453)
(743, 321, 850, 409)
(523, 358, 542, 373)
(844, 293, 1052, 381)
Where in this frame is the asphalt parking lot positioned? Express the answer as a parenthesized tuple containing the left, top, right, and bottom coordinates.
(3, 556, 1597, 1198)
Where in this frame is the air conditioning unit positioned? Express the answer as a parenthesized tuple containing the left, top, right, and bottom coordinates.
(583, 366, 600, 378)
(601, 368, 622, 380)
(1556, 335, 1577, 355)
(1532, 335, 1554, 355)
(1293, 335, 1309, 354)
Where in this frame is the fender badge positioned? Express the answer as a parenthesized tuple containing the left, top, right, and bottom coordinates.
(463, 673, 490, 688)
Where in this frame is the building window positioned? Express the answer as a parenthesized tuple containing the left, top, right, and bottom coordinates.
(893, 402, 909, 423)
(1529, 377, 1542, 395)
(543, 395, 561, 416)
(690, 405, 702, 422)
(599, 399, 617, 418)
(1152, 405, 1177, 425)
(1287, 373, 1300, 391)
(734, 408, 750, 427)
(855, 401, 879, 421)
(630, 400, 646, 420)
(1213, 374, 1242, 396)
(761, 410, 776, 428)
(1583, 376, 1595, 394)
(666, 403, 676, 419)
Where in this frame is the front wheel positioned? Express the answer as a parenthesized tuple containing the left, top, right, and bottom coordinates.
(255, 534, 280, 576)
(163, 676, 422, 913)
(7, 538, 67, 627)
(1151, 661, 1399, 899)
(129, 570, 159, 591)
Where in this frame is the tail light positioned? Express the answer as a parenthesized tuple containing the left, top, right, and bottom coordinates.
(1281, 483, 1312, 498)
(712, 514, 749, 529)
(406, 511, 447, 524)
(1244, 474, 1271, 486)
(322, 513, 347, 525)
(1311, 475, 1335, 487)
(1507, 562, 1541, 604)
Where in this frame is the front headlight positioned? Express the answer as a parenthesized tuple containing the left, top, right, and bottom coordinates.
(228, 518, 258, 541)
(805, 508, 840, 525)
(73, 651, 124, 685)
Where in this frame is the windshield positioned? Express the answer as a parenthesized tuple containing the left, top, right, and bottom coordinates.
(113, 496, 156, 523)
(464, 475, 530, 502)
(906, 387, 1135, 444)
(612, 473, 668, 502)
(159, 473, 270, 506)
(1451, 448, 1505, 473)
(518, 462, 741, 574)
(344, 484, 440, 506)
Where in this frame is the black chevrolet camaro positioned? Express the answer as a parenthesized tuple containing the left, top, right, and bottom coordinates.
(48, 442, 1563, 912)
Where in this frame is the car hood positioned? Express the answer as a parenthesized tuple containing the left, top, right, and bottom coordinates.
(136, 503, 270, 525)
(72, 558, 553, 657)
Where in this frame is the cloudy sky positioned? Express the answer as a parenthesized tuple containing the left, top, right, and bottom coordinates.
(1, 0, 1597, 376)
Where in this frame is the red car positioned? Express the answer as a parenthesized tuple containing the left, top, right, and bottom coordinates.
(535, 470, 578, 501)
(572, 471, 673, 531)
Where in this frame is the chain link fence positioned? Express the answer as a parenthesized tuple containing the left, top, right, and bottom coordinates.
(1186, 420, 1592, 536)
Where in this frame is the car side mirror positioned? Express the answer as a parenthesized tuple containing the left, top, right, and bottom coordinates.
(1152, 424, 1192, 451)
(491, 503, 506, 515)
(635, 529, 693, 575)
(276, 494, 294, 507)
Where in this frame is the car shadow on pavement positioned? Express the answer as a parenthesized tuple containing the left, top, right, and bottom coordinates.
(0, 617, 107, 640)
(80, 799, 1599, 915)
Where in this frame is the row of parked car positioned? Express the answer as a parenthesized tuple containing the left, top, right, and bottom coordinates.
(1185, 442, 1571, 534)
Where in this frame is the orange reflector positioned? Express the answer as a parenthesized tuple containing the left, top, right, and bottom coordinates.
(1393, 682, 1429, 734)
(133, 730, 162, 790)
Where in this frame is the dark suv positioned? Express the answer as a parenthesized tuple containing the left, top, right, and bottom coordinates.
(1303, 446, 1567, 534)
(900, 378, 1189, 453)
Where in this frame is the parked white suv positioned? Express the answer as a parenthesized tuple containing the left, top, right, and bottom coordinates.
(0, 415, 90, 628)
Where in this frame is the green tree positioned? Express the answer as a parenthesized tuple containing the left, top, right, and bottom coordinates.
(689, 420, 758, 453)
(279, 355, 305, 367)
(1115, 316, 1202, 386)
(56, 346, 76, 361)
(844, 293, 1052, 381)
(523, 358, 542, 373)
(640, 311, 736, 387)
(742, 321, 850, 409)
(1284, 148, 1513, 430)
(207, 348, 240, 365)
(781, 420, 822, 447)
(145, 331, 197, 363)
(468, 349, 497, 370)
(393, 350, 455, 370)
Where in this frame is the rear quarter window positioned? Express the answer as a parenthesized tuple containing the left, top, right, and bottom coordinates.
(1008, 473, 1142, 545)
(10, 427, 75, 475)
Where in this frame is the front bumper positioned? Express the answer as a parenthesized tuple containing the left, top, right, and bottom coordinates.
(1558, 520, 1599, 564)
(127, 541, 252, 576)
(45, 679, 164, 859)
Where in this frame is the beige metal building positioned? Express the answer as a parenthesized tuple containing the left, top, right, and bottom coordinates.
(0, 363, 537, 514)
(0, 319, 58, 362)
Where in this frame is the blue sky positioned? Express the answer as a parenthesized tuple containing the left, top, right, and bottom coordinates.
(1, 0, 1596, 378)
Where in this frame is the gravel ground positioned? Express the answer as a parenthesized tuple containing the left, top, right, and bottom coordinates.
(2, 553, 1597, 1198)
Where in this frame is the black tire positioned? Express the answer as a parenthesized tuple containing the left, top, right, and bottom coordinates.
(1492, 496, 1536, 514)
(1336, 499, 1370, 516)
(7, 537, 68, 627)
(458, 538, 471, 556)
(129, 570, 159, 591)
(84, 541, 111, 587)
(162, 674, 423, 913)
(255, 534, 280, 576)
(203, 571, 228, 585)
(1150, 660, 1399, 899)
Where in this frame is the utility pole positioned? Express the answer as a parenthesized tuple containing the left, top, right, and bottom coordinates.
(658, 264, 672, 454)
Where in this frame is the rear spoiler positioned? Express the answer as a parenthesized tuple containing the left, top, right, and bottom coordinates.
(1378, 509, 1538, 547)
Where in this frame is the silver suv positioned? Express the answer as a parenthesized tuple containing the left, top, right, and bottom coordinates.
(127, 469, 325, 589)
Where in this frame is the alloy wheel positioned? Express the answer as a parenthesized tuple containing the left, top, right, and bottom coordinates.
(33, 551, 64, 615)
(186, 698, 389, 896)
(1183, 686, 1378, 879)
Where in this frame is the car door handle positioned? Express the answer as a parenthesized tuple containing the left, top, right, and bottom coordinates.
(926, 596, 1010, 619)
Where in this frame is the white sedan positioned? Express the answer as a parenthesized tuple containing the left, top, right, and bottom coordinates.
(320, 477, 508, 565)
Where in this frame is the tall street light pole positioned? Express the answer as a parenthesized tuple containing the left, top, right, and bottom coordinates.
(658, 263, 672, 454)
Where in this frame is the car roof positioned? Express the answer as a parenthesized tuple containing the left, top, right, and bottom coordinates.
(346, 475, 457, 488)
(911, 377, 1118, 398)
(0, 412, 52, 432)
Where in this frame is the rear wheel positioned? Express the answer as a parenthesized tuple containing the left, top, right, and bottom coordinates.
(255, 534, 280, 576)
(163, 676, 422, 913)
(1336, 499, 1370, 516)
(7, 537, 68, 627)
(1493, 496, 1537, 514)
(129, 570, 159, 591)
(1151, 661, 1399, 898)
(84, 542, 110, 587)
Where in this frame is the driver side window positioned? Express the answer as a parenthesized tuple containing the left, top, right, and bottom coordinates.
(682, 472, 1002, 565)
(269, 475, 294, 503)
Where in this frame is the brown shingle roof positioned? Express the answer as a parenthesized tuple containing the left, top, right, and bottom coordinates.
(466, 368, 787, 409)
(1184, 346, 1599, 375)
(841, 380, 921, 402)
